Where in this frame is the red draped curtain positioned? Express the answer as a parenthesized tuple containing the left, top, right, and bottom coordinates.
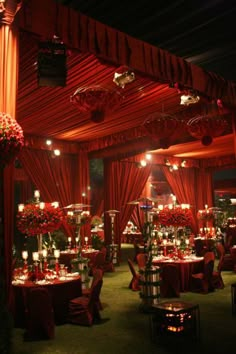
(18, 148, 90, 239)
(161, 166, 199, 233)
(103, 158, 151, 252)
(195, 167, 214, 210)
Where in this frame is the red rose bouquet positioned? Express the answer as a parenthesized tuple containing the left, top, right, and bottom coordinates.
(158, 206, 193, 227)
(17, 203, 64, 236)
(0, 112, 24, 166)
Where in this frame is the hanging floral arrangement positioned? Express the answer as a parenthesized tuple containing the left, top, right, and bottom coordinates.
(158, 206, 193, 227)
(0, 112, 24, 167)
(17, 203, 64, 236)
(66, 211, 91, 227)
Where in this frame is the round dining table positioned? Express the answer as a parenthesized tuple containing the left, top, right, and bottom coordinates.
(12, 274, 82, 327)
(60, 249, 99, 270)
(152, 256, 204, 292)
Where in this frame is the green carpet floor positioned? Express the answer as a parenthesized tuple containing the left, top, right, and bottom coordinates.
(12, 244, 236, 354)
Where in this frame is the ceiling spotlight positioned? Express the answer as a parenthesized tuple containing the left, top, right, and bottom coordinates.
(140, 160, 147, 167)
(145, 153, 152, 160)
(54, 149, 60, 156)
(46, 139, 52, 146)
(0, 0, 5, 13)
(181, 160, 187, 167)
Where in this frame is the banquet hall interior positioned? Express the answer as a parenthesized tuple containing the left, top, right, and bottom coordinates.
(1, 1, 236, 354)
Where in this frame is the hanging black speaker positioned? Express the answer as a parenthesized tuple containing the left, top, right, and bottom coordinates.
(37, 40, 67, 87)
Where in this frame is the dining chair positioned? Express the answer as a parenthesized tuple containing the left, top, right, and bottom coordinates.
(82, 268, 104, 310)
(127, 258, 141, 291)
(68, 278, 103, 326)
(160, 264, 180, 298)
(215, 242, 234, 271)
(212, 252, 225, 289)
(191, 252, 215, 294)
(24, 287, 55, 341)
(136, 253, 147, 270)
(89, 250, 106, 275)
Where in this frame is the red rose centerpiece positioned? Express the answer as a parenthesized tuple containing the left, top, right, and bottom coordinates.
(0, 112, 24, 167)
(158, 205, 193, 227)
(17, 202, 64, 236)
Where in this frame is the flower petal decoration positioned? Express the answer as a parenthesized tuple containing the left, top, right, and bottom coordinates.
(157, 206, 193, 227)
(17, 203, 64, 236)
(70, 85, 123, 123)
(143, 113, 184, 149)
(0, 112, 24, 167)
(187, 114, 228, 146)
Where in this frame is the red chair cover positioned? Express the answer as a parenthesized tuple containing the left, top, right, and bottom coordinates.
(82, 268, 103, 310)
(191, 256, 214, 293)
(216, 243, 234, 271)
(68, 278, 103, 326)
(136, 253, 147, 269)
(127, 258, 141, 291)
(24, 287, 55, 341)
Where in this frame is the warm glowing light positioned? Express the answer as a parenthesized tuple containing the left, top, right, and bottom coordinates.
(42, 249, 47, 258)
(32, 252, 39, 261)
(51, 201, 59, 208)
(54, 149, 60, 156)
(18, 204, 24, 212)
(22, 250, 28, 260)
(145, 153, 152, 160)
(140, 159, 147, 167)
(39, 202, 45, 209)
(34, 190, 40, 198)
(46, 139, 52, 146)
(54, 249, 60, 258)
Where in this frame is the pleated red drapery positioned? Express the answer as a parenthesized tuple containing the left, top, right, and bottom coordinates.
(18, 148, 90, 239)
(161, 166, 199, 234)
(103, 158, 151, 251)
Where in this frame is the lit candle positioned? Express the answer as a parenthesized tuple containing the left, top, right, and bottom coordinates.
(185, 239, 189, 245)
(75, 237, 79, 243)
(85, 236, 88, 243)
(158, 205, 163, 210)
(18, 204, 24, 212)
(51, 201, 59, 208)
(205, 204, 208, 209)
(39, 202, 45, 209)
(168, 204, 173, 210)
(32, 252, 39, 261)
(68, 237, 71, 243)
(54, 249, 60, 258)
(42, 249, 47, 258)
(163, 239, 167, 246)
(34, 190, 40, 198)
(176, 240, 181, 246)
(22, 250, 28, 260)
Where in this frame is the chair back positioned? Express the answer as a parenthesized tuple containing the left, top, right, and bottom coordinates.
(204, 251, 215, 264)
(93, 251, 106, 267)
(136, 253, 147, 269)
(128, 258, 137, 278)
(89, 278, 103, 308)
(216, 243, 225, 258)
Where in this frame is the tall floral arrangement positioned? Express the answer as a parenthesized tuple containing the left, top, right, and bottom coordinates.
(158, 206, 193, 227)
(17, 203, 64, 236)
(0, 112, 24, 167)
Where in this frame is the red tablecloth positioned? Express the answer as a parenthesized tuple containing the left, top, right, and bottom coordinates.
(60, 250, 99, 269)
(122, 232, 142, 243)
(12, 275, 82, 327)
(152, 257, 204, 292)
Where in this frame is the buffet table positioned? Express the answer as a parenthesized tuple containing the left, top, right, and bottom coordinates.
(152, 256, 204, 292)
(12, 275, 82, 327)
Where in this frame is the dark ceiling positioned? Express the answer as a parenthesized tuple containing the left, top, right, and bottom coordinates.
(56, 0, 236, 82)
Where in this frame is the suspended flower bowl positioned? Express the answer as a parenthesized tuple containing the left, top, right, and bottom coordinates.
(143, 113, 183, 149)
(0, 112, 24, 167)
(187, 115, 228, 146)
(70, 85, 123, 123)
